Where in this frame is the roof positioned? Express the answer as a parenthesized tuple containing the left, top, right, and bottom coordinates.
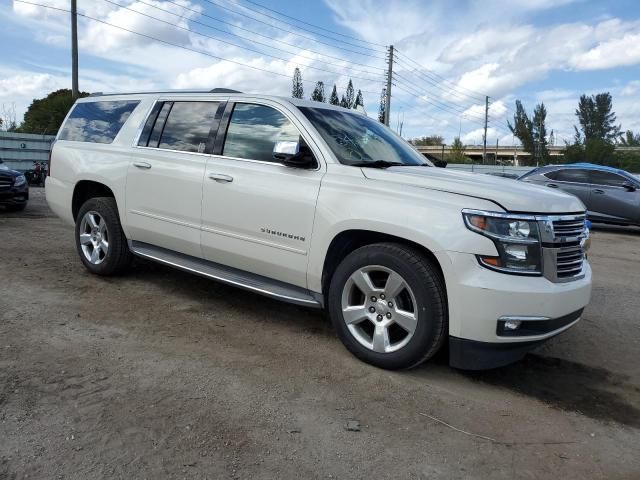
(81, 90, 355, 112)
(540, 162, 631, 176)
(80, 90, 367, 117)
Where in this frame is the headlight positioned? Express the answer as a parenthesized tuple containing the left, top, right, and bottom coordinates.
(14, 175, 26, 187)
(462, 209, 542, 275)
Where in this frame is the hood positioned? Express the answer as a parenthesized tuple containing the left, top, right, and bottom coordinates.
(0, 167, 22, 178)
(362, 166, 585, 213)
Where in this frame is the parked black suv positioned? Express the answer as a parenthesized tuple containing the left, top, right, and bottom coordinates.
(0, 161, 29, 211)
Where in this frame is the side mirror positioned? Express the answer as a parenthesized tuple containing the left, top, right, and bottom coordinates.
(273, 140, 316, 169)
(621, 181, 637, 192)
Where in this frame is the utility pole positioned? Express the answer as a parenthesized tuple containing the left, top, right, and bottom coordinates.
(496, 138, 499, 165)
(482, 95, 489, 164)
(384, 45, 394, 126)
(71, 0, 79, 100)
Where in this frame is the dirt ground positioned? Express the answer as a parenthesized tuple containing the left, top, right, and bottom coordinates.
(1, 189, 639, 480)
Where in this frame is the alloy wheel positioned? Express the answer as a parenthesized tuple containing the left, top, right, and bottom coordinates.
(79, 211, 109, 265)
(341, 265, 419, 353)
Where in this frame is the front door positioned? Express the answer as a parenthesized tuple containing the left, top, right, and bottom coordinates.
(588, 169, 640, 224)
(126, 100, 221, 257)
(200, 101, 324, 288)
(544, 168, 592, 210)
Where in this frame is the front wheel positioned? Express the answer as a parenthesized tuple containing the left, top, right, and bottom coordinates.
(328, 243, 447, 370)
(75, 197, 132, 275)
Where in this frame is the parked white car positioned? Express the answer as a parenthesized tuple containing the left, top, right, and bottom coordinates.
(46, 91, 592, 370)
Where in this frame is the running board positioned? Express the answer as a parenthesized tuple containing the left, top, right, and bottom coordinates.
(130, 241, 323, 308)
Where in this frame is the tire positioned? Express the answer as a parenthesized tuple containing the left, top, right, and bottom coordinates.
(328, 243, 447, 370)
(75, 197, 132, 275)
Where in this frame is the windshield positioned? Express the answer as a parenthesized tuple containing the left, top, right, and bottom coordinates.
(299, 107, 431, 167)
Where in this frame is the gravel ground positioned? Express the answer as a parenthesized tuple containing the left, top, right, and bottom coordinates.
(1, 189, 639, 479)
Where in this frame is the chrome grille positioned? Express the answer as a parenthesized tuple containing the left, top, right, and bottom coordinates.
(0, 176, 13, 189)
(555, 245, 585, 278)
(551, 216, 586, 241)
(540, 214, 587, 282)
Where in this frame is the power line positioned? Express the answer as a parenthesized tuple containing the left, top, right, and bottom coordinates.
(394, 56, 487, 105)
(392, 82, 488, 129)
(230, 0, 387, 49)
(99, 0, 384, 84)
(14, 0, 384, 96)
(392, 73, 490, 123)
(394, 49, 518, 119)
(158, 0, 387, 71)
(199, 0, 385, 58)
(394, 50, 488, 102)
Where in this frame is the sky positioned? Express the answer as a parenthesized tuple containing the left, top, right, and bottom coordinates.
(1, 0, 639, 145)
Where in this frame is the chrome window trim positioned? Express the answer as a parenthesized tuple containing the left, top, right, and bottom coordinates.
(132, 144, 212, 159)
(207, 153, 322, 172)
(131, 99, 159, 147)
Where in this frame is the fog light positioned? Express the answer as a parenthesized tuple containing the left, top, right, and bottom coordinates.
(503, 319, 522, 331)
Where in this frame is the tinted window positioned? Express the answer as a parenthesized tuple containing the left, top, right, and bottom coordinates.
(147, 102, 172, 148)
(158, 102, 219, 153)
(223, 103, 299, 162)
(545, 169, 589, 183)
(59, 100, 139, 143)
(137, 102, 163, 147)
(299, 107, 429, 166)
(589, 170, 628, 187)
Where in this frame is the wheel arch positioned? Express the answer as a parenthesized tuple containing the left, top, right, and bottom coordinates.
(72, 180, 116, 221)
(320, 229, 447, 299)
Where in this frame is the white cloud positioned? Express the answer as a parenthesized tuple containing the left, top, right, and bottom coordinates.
(569, 33, 640, 70)
(621, 80, 640, 97)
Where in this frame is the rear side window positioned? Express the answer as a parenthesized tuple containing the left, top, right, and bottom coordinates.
(589, 170, 627, 187)
(159, 102, 219, 153)
(139, 101, 219, 153)
(222, 103, 299, 162)
(59, 100, 139, 143)
(545, 169, 589, 183)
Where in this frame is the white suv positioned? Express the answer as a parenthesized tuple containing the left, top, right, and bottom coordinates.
(46, 91, 592, 370)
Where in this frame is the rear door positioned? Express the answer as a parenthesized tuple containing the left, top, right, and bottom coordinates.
(543, 168, 592, 209)
(588, 169, 640, 224)
(126, 99, 223, 257)
(200, 100, 325, 288)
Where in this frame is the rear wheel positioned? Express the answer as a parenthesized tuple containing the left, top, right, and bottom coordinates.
(75, 197, 132, 275)
(328, 243, 447, 370)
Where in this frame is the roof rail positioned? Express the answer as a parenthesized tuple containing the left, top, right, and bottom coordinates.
(84, 89, 244, 97)
(210, 88, 243, 93)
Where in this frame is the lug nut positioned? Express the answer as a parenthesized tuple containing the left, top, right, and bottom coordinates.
(388, 301, 393, 308)
(371, 296, 377, 302)
(386, 312, 392, 319)
(369, 307, 375, 313)
(377, 314, 383, 321)
(380, 294, 385, 300)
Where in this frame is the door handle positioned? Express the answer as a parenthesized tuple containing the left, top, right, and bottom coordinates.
(593, 189, 605, 195)
(208, 173, 233, 183)
(133, 161, 152, 169)
(547, 183, 558, 188)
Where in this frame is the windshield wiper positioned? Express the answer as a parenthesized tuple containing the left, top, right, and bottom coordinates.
(349, 160, 407, 169)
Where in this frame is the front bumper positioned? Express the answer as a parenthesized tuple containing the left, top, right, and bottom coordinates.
(434, 250, 592, 369)
(449, 309, 583, 370)
(0, 184, 29, 205)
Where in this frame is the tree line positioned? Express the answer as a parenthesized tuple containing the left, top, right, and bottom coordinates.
(509, 92, 639, 170)
(291, 67, 364, 110)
